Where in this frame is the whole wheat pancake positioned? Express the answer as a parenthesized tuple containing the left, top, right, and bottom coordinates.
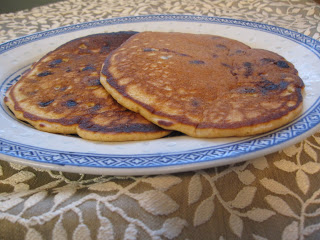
(5, 32, 170, 141)
(101, 31, 304, 137)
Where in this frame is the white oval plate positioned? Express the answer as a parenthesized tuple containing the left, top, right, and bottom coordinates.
(0, 15, 320, 175)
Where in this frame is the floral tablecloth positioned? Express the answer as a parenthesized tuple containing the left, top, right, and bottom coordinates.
(1, 0, 320, 239)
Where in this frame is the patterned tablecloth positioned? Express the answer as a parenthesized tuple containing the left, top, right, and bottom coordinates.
(1, 0, 320, 239)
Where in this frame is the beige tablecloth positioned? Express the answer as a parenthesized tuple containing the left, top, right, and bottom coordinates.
(1, 0, 320, 239)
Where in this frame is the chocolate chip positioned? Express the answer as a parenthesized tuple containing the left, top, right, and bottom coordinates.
(81, 65, 96, 71)
(161, 48, 170, 52)
(221, 63, 232, 68)
(88, 78, 101, 86)
(276, 61, 290, 68)
(48, 59, 62, 67)
(143, 48, 156, 52)
(238, 87, 256, 94)
(100, 45, 110, 53)
(191, 99, 200, 107)
(230, 70, 238, 76)
(39, 100, 54, 107)
(243, 62, 253, 77)
(257, 80, 279, 93)
(91, 104, 101, 111)
(216, 44, 227, 49)
(265, 84, 278, 90)
(235, 49, 245, 55)
(37, 71, 53, 77)
(243, 62, 252, 67)
(279, 80, 289, 89)
(260, 58, 275, 64)
(60, 86, 68, 91)
(65, 100, 77, 107)
(160, 48, 190, 57)
(189, 60, 205, 64)
(78, 48, 92, 54)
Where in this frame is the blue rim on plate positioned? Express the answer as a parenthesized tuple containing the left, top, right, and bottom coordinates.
(0, 15, 319, 174)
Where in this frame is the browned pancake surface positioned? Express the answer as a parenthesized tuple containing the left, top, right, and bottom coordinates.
(5, 32, 170, 141)
(101, 32, 304, 137)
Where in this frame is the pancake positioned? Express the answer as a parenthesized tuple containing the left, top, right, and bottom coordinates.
(5, 32, 170, 141)
(101, 31, 304, 137)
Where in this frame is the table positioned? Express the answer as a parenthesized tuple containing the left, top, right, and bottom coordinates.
(0, 0, 320, 239)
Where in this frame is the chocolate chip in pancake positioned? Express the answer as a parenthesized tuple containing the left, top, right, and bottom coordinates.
(5, 32, 170, 141)
(101, 31, 304, 137)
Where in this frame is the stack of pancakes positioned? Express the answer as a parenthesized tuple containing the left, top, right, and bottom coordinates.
(5, 31, 304, 141)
